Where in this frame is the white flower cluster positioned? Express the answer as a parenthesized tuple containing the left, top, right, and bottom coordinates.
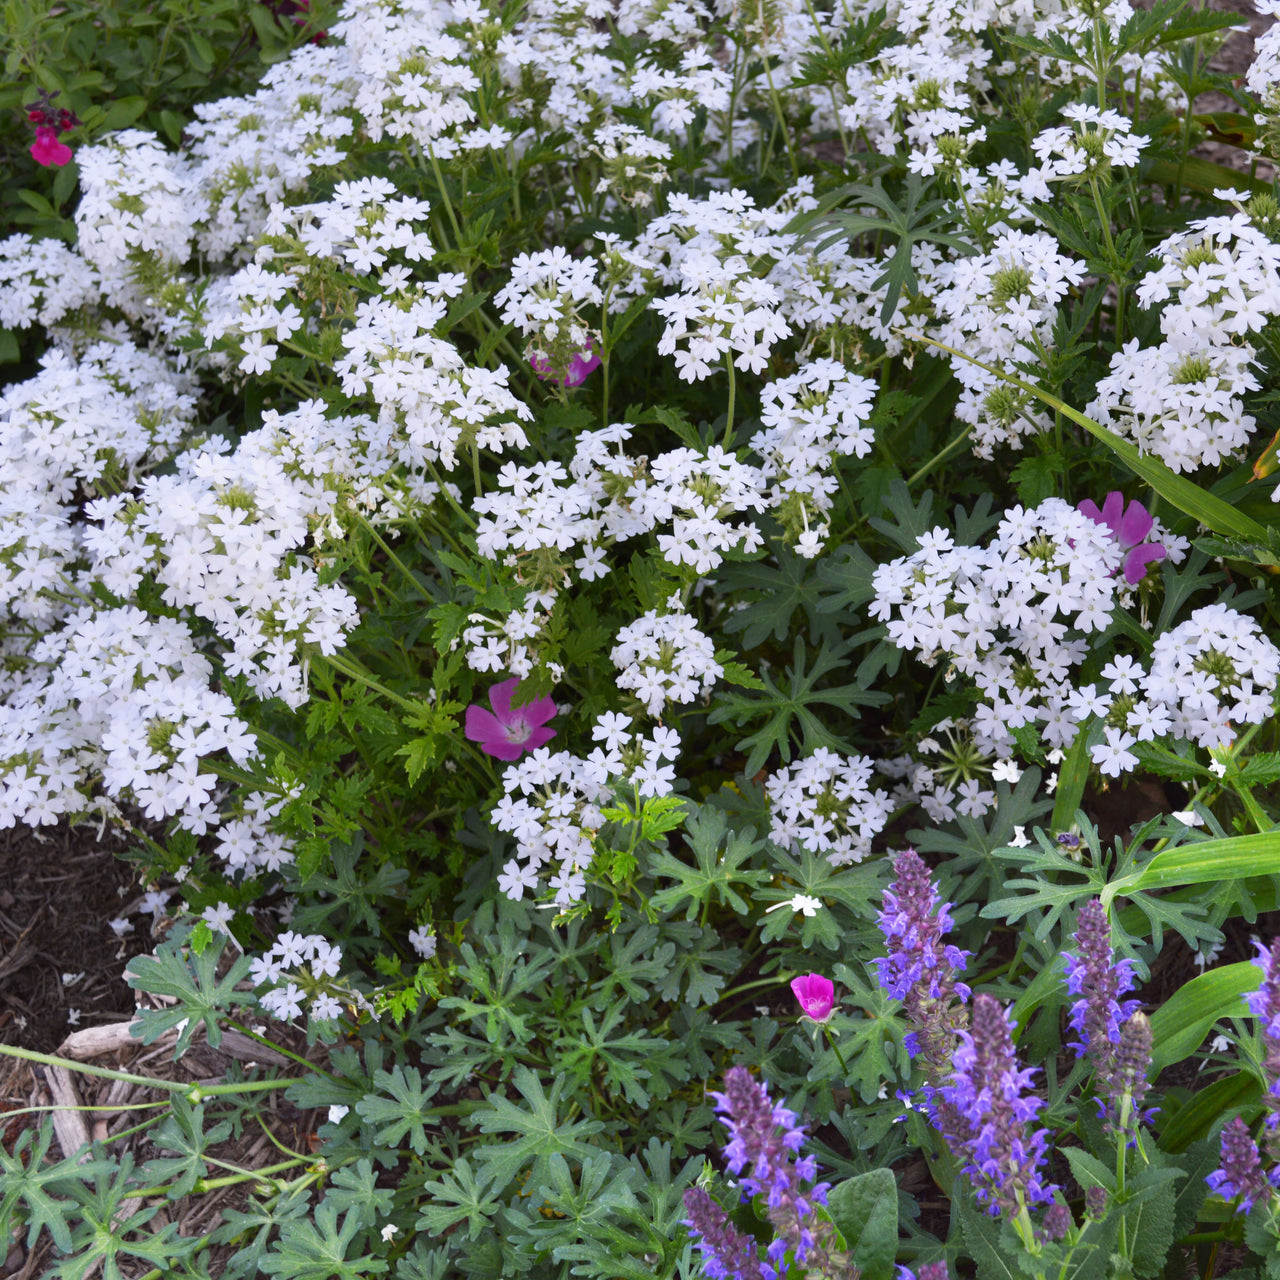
(611, 607, 723, 717)
(1140, 605, 1279, 751)
(250, 931, 353, 1023)
(931, 230, 1087, 456)
(751, 359, 877, 556)
(336, 276, 533, 471)
(495, 247, 602, 383)
(1090, 215, 1280, 472)
(212, 789, 298, 877)
(493, 749, 610, 908)
(0, 607, 256, 829)
(766, 748, 893, 866)
(493, 714, 684, 906)
(1030, 105, 1149, 182)
(871, 499, 1138, 757)
(0, 235, 101, 332)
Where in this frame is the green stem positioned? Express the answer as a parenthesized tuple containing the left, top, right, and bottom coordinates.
(0, 1043, 298, 1096)
(723, 354, 737, 448)
(906, 424, 973, 488)
(821, 1024, 851, 1078)
(426, 147, 464, 248)
(763, 55, 800, 182)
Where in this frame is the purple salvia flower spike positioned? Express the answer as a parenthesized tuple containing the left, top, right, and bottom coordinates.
(1207, 1117, 1269, 1215)
(682, 1186, 766, 1280)
(710, 1067, 856, 1279)
(874, 849, 970, 1068)
(934, 994, 1059, 1219)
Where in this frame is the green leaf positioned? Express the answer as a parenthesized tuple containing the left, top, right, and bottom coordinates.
(1157, 1072, 1258, 1153)
(325, 1159, 394, 1230)
(260, 1203, 389, 1280)
(125, 936, 253, 1055)
(0, 1124, 113, 1253)
(649, 804, 769, 919)
(143, 1094, 233, 1199)
(1149, 962, 1256, 1075)
(416, 1159, 501, 1240)
(1104, 831, 1280, 902)
(1121, 1159, 1184, 1279)
(471, 1066, 606, 1195)
(826, 1169, 898, 1280)
(354, 1066, 436, 1155)
(708, 635, 888, 777)
(954, 1185, 1020, 1280)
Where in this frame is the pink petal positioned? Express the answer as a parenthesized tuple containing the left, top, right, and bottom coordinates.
(1122, 543, 1166, 584)
(1078, 499, 1103, 525)
(1099, 491, 1126, 531)
(486, 677, 522, 724)
(465, 705, 506, 744)
(1115, 499, 1154, 548)
(481, 738, 528, 761)
(523, 725, 556, 753)
(523, 694, 557, 727)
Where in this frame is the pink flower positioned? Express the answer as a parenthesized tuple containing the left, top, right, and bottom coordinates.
(464, 677, 557, 761)
(30, 126, 73, 168)
(790, 973, 836, 1024)
(530, 344, 601, 388)
(1079, 492, 1167, 585)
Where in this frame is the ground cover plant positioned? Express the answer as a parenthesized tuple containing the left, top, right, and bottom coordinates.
(9, 0, 1280, 1275)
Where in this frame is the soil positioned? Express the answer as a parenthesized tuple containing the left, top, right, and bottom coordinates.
(0, 822, 322, 1279)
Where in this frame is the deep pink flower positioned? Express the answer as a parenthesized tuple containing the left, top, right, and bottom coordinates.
(790, 973, 836, 1023)
(30, 126, 73, 168)
(1079, 492, 1167, 585)
(530, 344, 601, 388)
(464, 677, 556, 761)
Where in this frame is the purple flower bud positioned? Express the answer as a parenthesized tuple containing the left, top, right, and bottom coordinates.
(1040, 1201, 1073, 1242)
(933, 994, 1059, 1218)
(683, 1186, 766, 1280)
(898, 1264, 950, 1280)
(1085, 1186, 1108, 1219)
(874, 849, 970, 1069)
(1207, 1117, 1269, 1215)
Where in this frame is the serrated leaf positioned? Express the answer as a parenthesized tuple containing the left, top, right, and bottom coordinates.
(416, 1159, 500, 1240)
(125, 937, 253, 1055)
(0, 1124, 113, 1253)
(472, 1066, 606, 1195)
(260, 1202, 389, 1280)
(650, 805, 769, 919)
(354, 1066, 436, 1155)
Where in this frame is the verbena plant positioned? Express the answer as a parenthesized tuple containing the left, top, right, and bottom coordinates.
(4, 0, 1280, 1275)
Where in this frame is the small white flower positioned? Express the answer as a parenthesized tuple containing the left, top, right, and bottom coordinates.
(1171, 809, 1204, 827)
(1009, 825, 1031, 848)
(67, 1008, 81, 1026)
(380, 1224, 399, 1243)
(328, 1105, 350, 1125)
(765, 893, 824, 917)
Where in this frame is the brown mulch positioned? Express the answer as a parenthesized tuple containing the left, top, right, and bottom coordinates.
(0, 821, 154, 1054)
(0, 821, 324, 1279)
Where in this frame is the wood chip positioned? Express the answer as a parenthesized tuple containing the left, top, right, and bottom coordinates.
(58, 1020, 288, 1067)
(43, 1066, 90, 1163)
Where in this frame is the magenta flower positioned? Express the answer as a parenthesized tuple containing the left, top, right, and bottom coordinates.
(464, 677, 556, 761)
(790, 973, 836, 1024)
(530, 344, 601, 388)
(1078, 492, 1167, 585)
(30, 126, 73, 168)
